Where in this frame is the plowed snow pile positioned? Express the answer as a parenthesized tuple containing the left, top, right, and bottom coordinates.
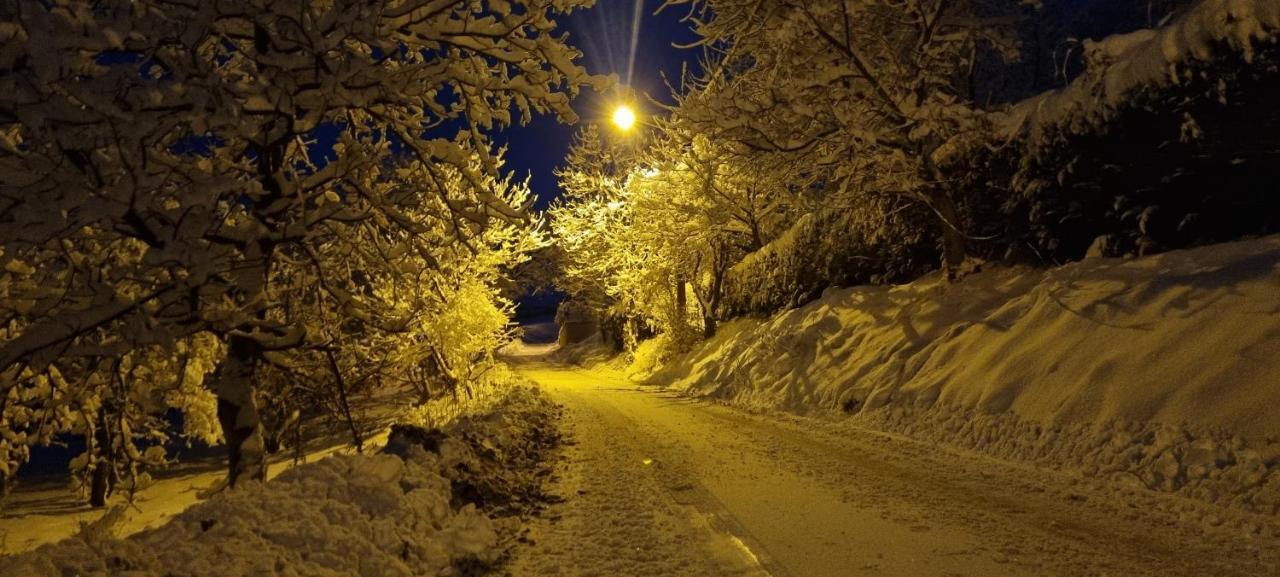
(0, 386, 561, 576)
(648, 236, 1280, 514)
(2, 452, 497, 577)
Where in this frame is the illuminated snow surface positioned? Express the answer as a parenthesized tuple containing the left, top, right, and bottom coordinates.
(0, 388, 559, 576)
(504, 361, 1279, 577)
(642, 235, 1280, 516)
(2, 449, 499, 576)
(500, 236, 1280, 577)
(4, 238, 1279, 576)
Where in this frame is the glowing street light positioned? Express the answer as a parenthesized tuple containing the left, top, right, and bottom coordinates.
(612, 105, 637, 132)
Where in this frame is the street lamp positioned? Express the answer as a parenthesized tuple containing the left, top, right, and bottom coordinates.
(612, 105, 637, 132)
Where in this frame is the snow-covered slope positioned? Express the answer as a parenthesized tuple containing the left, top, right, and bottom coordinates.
(647, 236, 1280, 514)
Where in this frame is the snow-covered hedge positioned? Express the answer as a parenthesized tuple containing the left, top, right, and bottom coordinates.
(720, 207, 933, 316)
(999, 0, 1280, 140)
(985, 0, 1280, 259)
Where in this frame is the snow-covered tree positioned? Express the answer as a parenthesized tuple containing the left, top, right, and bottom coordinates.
(628, 128, 795, 338)
(668, 0, 1020, 276)
(551, 116, 798, 344)
(67, 336, 222, 506)
(0, 0, 600, 489)
(549, 124, 646, 348)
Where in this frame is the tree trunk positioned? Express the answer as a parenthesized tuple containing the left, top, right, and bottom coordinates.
(623, 317, 639, 351)
(89, 403, 115, 507)
(747, 215, 764, 252)
(920, 142, 968, 280)
(702, 243, 729, 339)
(931, 189, 968, 280)
(325, 349, 364, 454)
(89, 463, 111, 507)
(675, 276, 687, 316)
(425, 346, 459, 397)
(214, 335, 267, 488)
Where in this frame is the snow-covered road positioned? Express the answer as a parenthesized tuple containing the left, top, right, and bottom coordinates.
(505, 359, 1278, 577)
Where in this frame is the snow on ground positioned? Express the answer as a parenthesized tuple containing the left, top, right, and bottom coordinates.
(643, 235, 1280, 515)
(0, 380, 421, 555)
(510, 359, 1280, 577)
(0, 386, 564, 576)
(1, 450, 497, 576)
(519, 319, 561, 345)
(0, 444, 352, 556)
(501, 340, 559, 358)
(503, 363, 769, 577)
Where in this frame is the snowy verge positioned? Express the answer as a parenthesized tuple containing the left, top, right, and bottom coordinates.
(392, 383, 563, 520)
(0, 384, 562, 575)
(643, 236, 1280, 515)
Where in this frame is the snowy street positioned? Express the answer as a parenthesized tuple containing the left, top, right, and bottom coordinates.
(4, 1, 1280, 575)
(505, 358, 1278, 577)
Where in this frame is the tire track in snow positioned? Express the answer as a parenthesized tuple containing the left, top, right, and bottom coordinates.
(502, 365, 772, 577)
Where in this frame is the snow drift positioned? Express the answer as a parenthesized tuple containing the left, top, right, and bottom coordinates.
(0, 385, 562, 576)
(0, 451, 498, 577)
(646, 236, 1280, 514)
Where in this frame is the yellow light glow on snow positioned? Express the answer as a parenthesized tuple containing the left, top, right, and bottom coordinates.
(612, 105, 637, 131)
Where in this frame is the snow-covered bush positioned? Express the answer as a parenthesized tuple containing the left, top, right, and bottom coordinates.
(405, 363, 522, 431)
(989, 0, 1280, 260)
(721, 206, 934, 316)
(983, 0, 1201, 103)
(626, 333, 694, 382)
(656, 0, 1280, 319)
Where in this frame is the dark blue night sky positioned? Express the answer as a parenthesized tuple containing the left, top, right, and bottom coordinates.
(495, 0, 701, 210)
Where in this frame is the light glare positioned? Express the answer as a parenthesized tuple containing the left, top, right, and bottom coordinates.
(612, 105, 637, 131)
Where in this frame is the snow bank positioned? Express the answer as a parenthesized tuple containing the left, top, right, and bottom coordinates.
(0, 385, 562, 575)
(0, 451, 497, 576)
(649, 236, 1280, 514)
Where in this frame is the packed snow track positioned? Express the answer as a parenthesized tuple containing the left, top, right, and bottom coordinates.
(504, 358, 1277, 577)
